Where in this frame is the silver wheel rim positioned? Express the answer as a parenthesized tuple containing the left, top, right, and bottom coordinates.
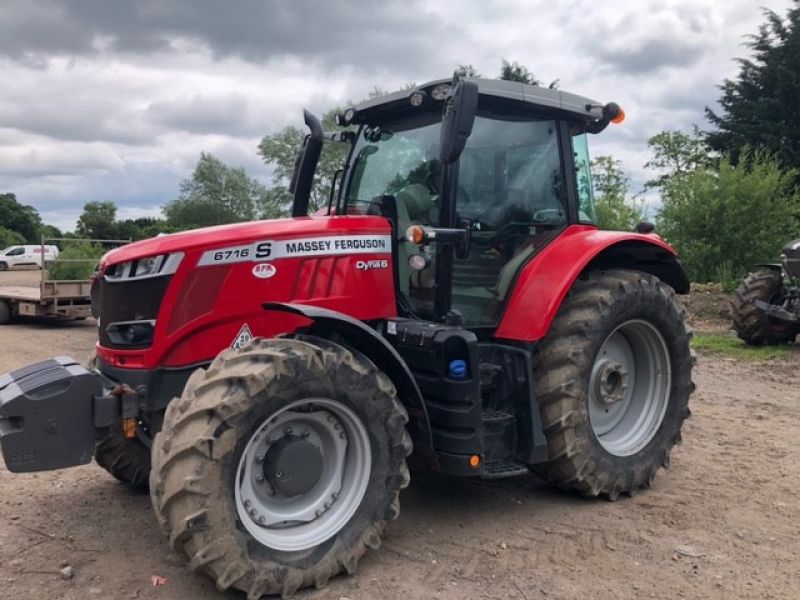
(234, 398, 371, 552)
(588, 319, 671, 457)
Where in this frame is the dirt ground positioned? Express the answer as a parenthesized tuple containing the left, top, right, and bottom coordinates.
(1, 270, 799, 600)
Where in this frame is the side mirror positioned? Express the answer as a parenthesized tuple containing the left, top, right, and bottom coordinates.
(438, 77, 479, 165)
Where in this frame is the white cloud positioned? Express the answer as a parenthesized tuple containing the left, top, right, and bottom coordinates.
(0, 0, 794, 229)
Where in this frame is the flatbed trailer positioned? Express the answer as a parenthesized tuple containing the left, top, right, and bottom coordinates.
(0, 237, 129, 325)
(0, 279, 93, 323)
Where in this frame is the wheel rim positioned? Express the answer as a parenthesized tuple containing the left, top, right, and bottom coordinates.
(234, 398, 371, 552)
(588, 319, 671, 457)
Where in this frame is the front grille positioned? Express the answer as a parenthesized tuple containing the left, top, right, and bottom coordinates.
(97, 276, 171, 349)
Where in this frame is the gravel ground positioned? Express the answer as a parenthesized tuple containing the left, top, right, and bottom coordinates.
(0, 270, 798, 599)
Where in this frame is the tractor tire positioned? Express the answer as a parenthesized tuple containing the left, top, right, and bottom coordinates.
(0, 300, 10, 325)
(731, 270, 800, 345)
(150, 336, 411, 599)
(94, 433, 151, 491)
(532, 269, 694, 500)
(88, 351, 152, 491)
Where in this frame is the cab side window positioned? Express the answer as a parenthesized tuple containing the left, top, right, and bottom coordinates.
(5, 247, 24, 256)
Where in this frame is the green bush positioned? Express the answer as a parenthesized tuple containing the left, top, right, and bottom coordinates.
(656, 150, 800, 283)
(47, 242, 104, 281)
(0, 226, 25, 249)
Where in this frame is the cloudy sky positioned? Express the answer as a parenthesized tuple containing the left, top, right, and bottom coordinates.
(0, 0, 793, 230)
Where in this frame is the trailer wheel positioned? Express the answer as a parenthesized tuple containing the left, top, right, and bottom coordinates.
(150, 336, 411, 599)
(0, 300, 9, 325)
(731, 269, 800, 345)
(532, 269, 694, 499)
(95, 433, 151, 491)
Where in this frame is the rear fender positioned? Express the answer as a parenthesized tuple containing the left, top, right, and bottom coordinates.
(264, 302, 433, 449)
(495, 226, 689, 342)
(754, 263, 782, 272)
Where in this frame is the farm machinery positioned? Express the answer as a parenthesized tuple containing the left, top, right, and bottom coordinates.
(0, 75, 694, 598)
(732, 240, 800, 344)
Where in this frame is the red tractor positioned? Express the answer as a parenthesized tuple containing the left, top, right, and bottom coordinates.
(0, 75, 693, 598)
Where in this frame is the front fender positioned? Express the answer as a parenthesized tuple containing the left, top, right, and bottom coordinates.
(494, 225, 689, 342)
(264, 302, 433, 449)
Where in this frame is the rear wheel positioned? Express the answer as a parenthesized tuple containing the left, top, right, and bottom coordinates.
(532, 270, 694, 499)
(0, 300, 9, 325)
(731, 269, 800, 345)
(150, 336, 411, 599)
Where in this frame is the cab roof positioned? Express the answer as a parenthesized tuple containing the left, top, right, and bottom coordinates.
(351, 77, 607, 125)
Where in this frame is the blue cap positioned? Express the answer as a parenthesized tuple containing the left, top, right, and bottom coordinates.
(449, 359, 468, 380)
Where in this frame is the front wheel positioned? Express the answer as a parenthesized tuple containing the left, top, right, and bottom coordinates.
(0, 261, 8, 272)
(532, 270, 694, 499)
(95, 433, 151, 491)
(150, 336, 411, 599)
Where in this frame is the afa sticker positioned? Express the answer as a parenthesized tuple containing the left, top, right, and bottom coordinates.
(252, 263, 277, 279)
(231, 324, 253, 350)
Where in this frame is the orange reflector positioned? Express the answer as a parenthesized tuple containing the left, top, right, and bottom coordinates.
(122, 417, 137, 439)
(611, 108, 626, 124)
(469, 454, 481, 469)
(406, 225, 426, 245)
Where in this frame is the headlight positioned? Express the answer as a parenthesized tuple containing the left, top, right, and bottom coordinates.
(409, 91, 426, 107)
(431, 84, 451, 101)
(105, 320, 155, 346)
(134, 255, 163, 277)
(105, 252, 183, 282)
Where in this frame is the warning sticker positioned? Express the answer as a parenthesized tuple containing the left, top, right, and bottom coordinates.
(231, 324, 253, 350)
(198, 235, 392, 267)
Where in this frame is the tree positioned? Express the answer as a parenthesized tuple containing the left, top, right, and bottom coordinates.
(456, 64, 482, 79)
(164, 152, 274, 229)
(40, 224, 62, 241)
(116, 217, 175, 241)
(0, 226, 25, 249)
(645, 127, 712, 191)
(657, 150, 800, 285)
(257, 110, 352, 214)
(76, 201, 118, 240)
(590, 156, 645, 231)
(0, 193, 43, 243)
(706, 3, 800, 169)
(499, 59, 540, 85)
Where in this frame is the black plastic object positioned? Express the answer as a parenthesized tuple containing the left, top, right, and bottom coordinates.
(0, 357, 102, 472)
(438, 76, 479, 165)
(291, 110, 324, 217)
(385, 319, 484, 457)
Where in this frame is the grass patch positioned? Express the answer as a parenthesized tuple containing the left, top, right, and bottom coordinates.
(692, 332, 795, 360)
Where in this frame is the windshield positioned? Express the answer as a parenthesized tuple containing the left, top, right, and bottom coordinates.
(344, 113, 441, 212)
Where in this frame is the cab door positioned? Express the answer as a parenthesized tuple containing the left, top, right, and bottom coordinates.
(449, 115, 569, 327)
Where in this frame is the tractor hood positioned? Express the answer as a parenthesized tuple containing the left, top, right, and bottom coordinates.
(101, 215, 392, 268)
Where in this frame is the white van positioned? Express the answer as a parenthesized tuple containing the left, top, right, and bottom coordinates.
(0, 245, 60, 270)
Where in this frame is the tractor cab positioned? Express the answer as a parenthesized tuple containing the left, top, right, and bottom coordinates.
(295, 76, 622, 328)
